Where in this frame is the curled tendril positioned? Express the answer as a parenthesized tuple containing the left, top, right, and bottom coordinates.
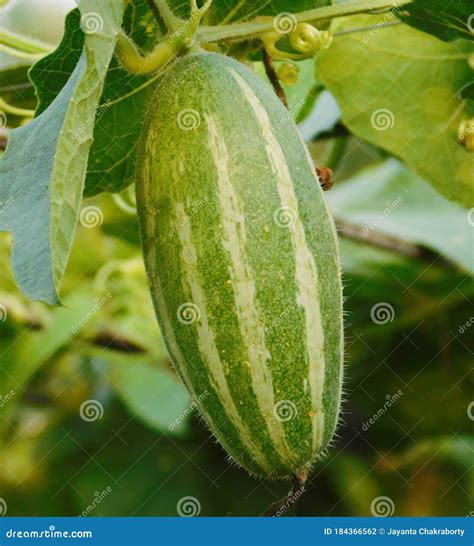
(261, 23, 333, 61)
(277, 62, 300, 85)
(458, 118, 474, 151)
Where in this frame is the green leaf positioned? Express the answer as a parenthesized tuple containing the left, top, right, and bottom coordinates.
(0, 286, 98, 429)
(30, 1, 162, 197)
(0, 1, 127, 304)
(0, 64, 36, 112)
(398, 0, 474, 43)
(316, 14, 474, 207)
(96, 350, 191, 436)
(327, 159, 474, 273)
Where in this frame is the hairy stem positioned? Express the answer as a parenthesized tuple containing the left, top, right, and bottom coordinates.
(153, 0, 184, 32)
(0, 29, 52, 54)
(197, 0, 410, 43)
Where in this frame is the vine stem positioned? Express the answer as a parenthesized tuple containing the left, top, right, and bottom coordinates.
(153, 0, 183, 32)
(0, 98, 34, 118)
(262, 50, 288, 108)
(0, 29, 52, 54)
(196, 0, 410, 43)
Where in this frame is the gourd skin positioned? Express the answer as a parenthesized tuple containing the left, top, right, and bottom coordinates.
(136, 52, 343, 479)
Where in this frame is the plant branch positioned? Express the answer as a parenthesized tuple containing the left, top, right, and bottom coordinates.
(0, 29, 52, 54)
(262, 50, 288, 108)
(196, 0, 410, 43)
(0, 98, 34, 118)
(262, 472, 308, 517)
(335, 220, 460, 270)
(153, 0, 184, 32)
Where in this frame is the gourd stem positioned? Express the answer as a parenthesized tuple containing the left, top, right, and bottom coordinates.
(0, 29, 52, 54)
(153, 0, 185, 33)
(0, 98, 34, 118)
(196, 0, 409, 43)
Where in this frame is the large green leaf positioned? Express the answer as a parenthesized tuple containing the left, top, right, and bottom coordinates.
(398, 0, 474, 43)
(0, 286, 98, 430)
(327, 159, 473, 273)
(95, 350, 191, 436)
(30, 1, 162, 197)
(0, 1, 127, 304)
(316, 14, 474, 207)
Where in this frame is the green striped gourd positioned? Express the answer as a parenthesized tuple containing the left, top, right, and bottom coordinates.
(136, 52, 343, 480)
